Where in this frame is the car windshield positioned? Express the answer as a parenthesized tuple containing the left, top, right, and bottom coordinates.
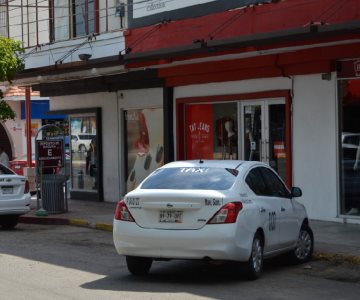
(0, 163, 15, 175)
(141, 167, 238, 190)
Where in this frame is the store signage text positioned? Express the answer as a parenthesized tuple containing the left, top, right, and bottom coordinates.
(189, 122, 210, 133)
(37, 140, 64, 168)
(133, 0, 218, 19)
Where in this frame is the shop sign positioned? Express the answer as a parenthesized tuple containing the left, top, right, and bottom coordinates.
(37, 140, 64, 168)
(133, 0, 217, 19)
(337, 59, 360, 78)
(131, 0, 268, 19)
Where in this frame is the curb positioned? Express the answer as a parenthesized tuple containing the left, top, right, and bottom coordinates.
(69, 219, 90, 227)
(95, 223, 113, 232)
(313, 251, 360, 265)
(19, 216, 70, 226)
(19, 215, 113, 232)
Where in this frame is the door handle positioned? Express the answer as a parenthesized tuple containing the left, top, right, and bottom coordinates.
(260, 207, 266, 213)
(281, 207, 286, 212)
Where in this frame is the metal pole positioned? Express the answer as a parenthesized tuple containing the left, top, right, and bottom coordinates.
(25, 86, 32, 167)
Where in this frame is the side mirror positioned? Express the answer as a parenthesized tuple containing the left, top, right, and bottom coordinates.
(291, 187, 302, 198)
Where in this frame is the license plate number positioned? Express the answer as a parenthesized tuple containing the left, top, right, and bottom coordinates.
(159, 210, 183, 223)
(2, 187, 13, 194)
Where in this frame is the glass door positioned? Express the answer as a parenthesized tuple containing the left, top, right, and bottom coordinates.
(241, 99, 287, 181)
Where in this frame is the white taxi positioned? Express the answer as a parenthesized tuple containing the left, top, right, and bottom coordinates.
(0, 163, 31, 229)
(113, 160, 313, 279)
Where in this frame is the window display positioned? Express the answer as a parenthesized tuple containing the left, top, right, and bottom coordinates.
(339, 78, 360, 216)
(125, 108, 164, 192)
(69, 114, 98, 192)
(184, 102, 238, 160)
(180, 97, 288, 184)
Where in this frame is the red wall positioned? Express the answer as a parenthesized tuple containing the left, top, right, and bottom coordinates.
(125, 0, 360, 55)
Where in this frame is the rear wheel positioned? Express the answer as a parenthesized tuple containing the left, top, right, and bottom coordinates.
(244, 232, 264, 280)
(126, 256, 152, 276)
(0, 215, 20, 229)
(290, 225, 314, 264)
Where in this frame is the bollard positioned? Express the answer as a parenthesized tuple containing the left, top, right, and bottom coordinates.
(78, 170, 84, 189)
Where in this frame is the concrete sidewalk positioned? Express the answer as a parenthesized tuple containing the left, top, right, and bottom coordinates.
(19, 198, 360, 264)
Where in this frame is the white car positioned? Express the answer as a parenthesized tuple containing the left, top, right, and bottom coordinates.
(113, 160, 314, 279)
(0, 163, 31, 229)
(71, 134, 96, 152)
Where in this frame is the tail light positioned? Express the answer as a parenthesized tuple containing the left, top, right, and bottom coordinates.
(208, 202, 243, 224)
(24, 180, 30, 194)
(114, 200, 135, 222)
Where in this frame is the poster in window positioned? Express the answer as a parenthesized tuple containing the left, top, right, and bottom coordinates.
(126, 108, 164, 192)
(185, 104, 214, 160)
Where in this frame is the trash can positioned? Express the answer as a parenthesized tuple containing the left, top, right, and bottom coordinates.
(40, 174, 67, 214)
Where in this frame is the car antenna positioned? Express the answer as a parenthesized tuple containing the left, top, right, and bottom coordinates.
(199, 158, 204, 164)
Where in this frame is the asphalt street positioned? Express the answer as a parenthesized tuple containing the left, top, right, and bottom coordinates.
(0, 224, 359, 300)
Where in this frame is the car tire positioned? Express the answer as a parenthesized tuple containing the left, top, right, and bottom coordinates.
(244, 232, 264, 280)
(290, 225, 314, 264)
(126, 256, 152, 276)
(79, 144, 86, 152)
(0, 215, 20, 229)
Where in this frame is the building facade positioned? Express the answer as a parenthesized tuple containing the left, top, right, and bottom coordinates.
(122, 0, 360, 223)
(2, 0, 360, 223)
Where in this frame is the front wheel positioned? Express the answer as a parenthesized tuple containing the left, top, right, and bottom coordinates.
(290, 226, 314, 264)
(126, 256, 152, 276)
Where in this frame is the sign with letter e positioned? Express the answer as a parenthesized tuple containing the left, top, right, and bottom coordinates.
(37, 140, 64, 168)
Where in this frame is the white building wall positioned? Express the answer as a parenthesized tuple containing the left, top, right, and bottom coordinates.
(25, 31, 125, 69)
(50, 87, 163, 202)
(292, 74, 339, 222)
(174, 77, 292, 98)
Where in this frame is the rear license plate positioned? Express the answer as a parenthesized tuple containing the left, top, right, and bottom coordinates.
(159, 210, 183, 223)
(2, 187, 13, 194)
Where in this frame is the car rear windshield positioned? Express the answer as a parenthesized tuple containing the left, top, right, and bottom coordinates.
(141, 167, 238, 190)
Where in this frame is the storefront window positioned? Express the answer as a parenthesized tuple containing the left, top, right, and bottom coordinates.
(180, 97, 289, 185)
(339, 79, 360, 216)
(125, 108, 164, 192)
(70, 114, 98, 192)
(184, 103, 238, 160)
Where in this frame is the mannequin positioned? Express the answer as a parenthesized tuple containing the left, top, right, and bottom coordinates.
(223, 120, 237, 159)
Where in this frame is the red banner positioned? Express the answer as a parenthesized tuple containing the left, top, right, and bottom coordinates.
(185, 104, 214, 160)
